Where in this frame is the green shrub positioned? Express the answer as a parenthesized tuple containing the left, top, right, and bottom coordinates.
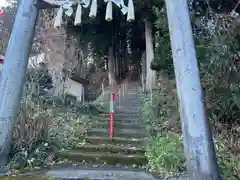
(145, 134, 185, 174)
(10, 67, 89, 169)
(10, 97, 56, 169)
(153, 7, 240, 124)
(139, 87, 185, 175)
(148, 8, 240, 179)
(215, 137, 240, 180)
(10, 95, 87, 169)
(196, 15, 240, 124)
(140, 74, 239, 179)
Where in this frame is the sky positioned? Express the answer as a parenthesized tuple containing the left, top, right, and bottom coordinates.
(0, 0, 9, 7)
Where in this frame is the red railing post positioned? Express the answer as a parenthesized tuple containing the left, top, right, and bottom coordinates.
(110, 93, 114, 137)
(109, 88, 120, 137)
(0, 9, 5, 17)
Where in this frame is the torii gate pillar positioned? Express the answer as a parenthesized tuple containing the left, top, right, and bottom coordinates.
(0, 0, 39, 168)
(165, 0, 221, 179)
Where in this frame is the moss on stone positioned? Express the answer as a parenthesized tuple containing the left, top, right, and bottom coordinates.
(1, 175, 62, 180)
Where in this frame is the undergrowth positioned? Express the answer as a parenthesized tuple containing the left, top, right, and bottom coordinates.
(9, 66, 104, 171)
(139, 75, 240, 179)
(142, 7, 240, 180)
(145, 134, 185, 174)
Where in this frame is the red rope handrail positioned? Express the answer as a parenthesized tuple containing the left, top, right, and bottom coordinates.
(109, 87, 121, 137)
(0, 9, 5, 17)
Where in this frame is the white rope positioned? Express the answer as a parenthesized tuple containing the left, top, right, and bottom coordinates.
(89, 0, 97, 18)
(81, 0, 91, 8)
(74, 3, 82, 25)
(42, 0, 64, 6)
(127, 0, 135, 21)
(62, 0, 73, 16)
(120, 0, 128, 15)
(54, 7, 63, 28)
(104, 0, 127, 15)
(42, 0, 91, 6)
(105, 1, 112, 21)
(43, 0, 135, 28)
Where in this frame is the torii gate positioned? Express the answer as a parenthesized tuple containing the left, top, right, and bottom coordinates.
(0, 0, 221, 179)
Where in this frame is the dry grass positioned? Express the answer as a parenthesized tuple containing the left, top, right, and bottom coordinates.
(10, 92, 87, 169)
(12, 97, 52, 153)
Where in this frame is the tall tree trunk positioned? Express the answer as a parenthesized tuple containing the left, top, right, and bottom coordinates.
(145, 19, 156, 91)
(165, 0, 221, 179)
(108, 47, 116, 85)
(131, 49, 141, 81)
(81, 43, 89, 69)
(0, 0, 39, 168)
(141, 51, 146, 91)
(136, 49, 141, 79)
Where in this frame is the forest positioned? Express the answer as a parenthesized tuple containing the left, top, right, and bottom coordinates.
(0, 0, 239, 179)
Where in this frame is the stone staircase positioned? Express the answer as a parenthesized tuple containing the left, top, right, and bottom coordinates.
(57, 82, 149, 167)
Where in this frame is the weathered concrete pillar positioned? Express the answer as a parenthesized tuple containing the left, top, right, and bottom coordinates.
(145, 19, 156, 91)
(0, 0, 39, 168)
(164, 0, 221, 179)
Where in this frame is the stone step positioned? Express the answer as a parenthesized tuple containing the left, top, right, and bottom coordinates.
(56, 150, 148, 165)
(117, 102, 139, 106)
(117, 104, 139, 107)
(90, 116, 140, 124)
(120, 97, 139, 100)
(119, 95, 140, 102)
(118, 108, 139, 111)
(115, 97, 139, 100)
(87, 128, 148, 138)
(117, 100, 139, 103)
(119, 104, 139, 106)
(73, 144, 145, 155)
(93, 114, 139, 118)
(102, 102, 139, 106)
(45, 168, 157, 180)
(85, 136, 148, 146)
(118, 101, 139, 104)
(115, 105, 139, 109)
(89, 121, 144, 129)
(97, 114, 140, 119)
(115, 111, 139, 115)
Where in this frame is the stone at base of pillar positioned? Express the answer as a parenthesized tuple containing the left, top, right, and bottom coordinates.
(188, 171, 222, 180)
(0, 156, 9, 174)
